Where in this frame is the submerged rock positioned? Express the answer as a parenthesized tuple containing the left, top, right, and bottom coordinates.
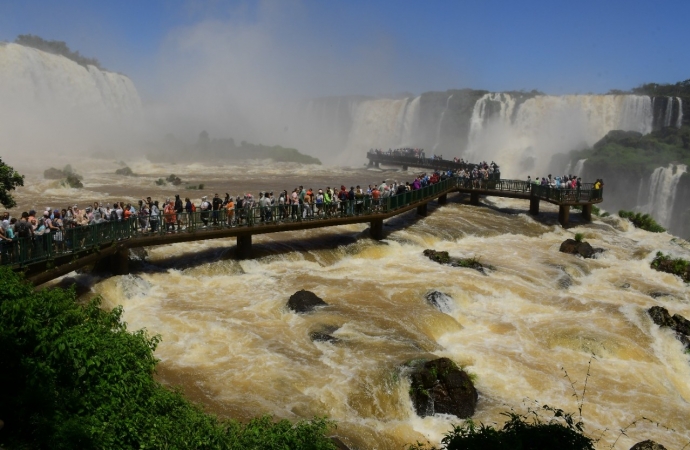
(425, 291, 454, 313)
(309, 325, 340, 343)
(43, 167, 65, 179)
(648, 306, 690, 350)
(630, 440, 667, 450)
(423, 249, 493, 274)
(407, 357, 477, 419)
(559, 239, 604, 258)
(287, 290, 328, 313)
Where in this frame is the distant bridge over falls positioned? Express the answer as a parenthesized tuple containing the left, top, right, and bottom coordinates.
(3, 177, 603, 286)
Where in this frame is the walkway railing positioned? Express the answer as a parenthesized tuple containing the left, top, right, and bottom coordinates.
(0, 176, 602, 269)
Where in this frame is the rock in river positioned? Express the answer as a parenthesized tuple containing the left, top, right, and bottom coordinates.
(287, 290, 328, 313)
(407, 357, 477, 419)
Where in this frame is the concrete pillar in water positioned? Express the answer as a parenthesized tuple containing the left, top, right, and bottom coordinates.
(529, 196, 540, 215)
(581, 204, 592, 222)
(402, 165, 408, 171)
(438, 193, 448, 205)
(559, 205, 570, 227)
(470, 192, 480, 206)
(110, 248, 130, 275)
(417, 202, 428, 216)
(236, 234, 252, 260)
(370, 219, 383, 240)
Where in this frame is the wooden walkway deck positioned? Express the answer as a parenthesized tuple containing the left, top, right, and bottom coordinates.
(3, 175, 603, 285)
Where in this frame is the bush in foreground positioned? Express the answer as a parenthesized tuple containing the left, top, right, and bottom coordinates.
(619, 210, 666, 233)
(0, 267, 336, 449)
(409, 406, 595, 450)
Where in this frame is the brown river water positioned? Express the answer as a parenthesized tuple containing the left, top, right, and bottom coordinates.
(9, 157, 690, 449)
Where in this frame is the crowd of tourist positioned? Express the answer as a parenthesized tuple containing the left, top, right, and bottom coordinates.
(0, 159, 603, 265)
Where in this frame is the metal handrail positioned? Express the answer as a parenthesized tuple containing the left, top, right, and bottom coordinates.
(0, 176, 603, 269)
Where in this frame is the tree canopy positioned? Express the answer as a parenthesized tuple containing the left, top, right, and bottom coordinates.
(15, 34, 104, 70)
(0, 157, 24, 209)
(0, 267, 337, 449)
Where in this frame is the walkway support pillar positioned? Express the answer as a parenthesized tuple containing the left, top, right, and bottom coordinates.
(402, 165, 408, 171)
(558, 205, 570, 227)
(529, 196, 540, 215)
(581, 204, 592, 222)
(370, 219, 383, 240)
(110, 248, 130, 275)
(470, 192, 480, 206)
(236, 234, 252, 260)
(417, 202, 428, 216)
(438, 193, 448, 205)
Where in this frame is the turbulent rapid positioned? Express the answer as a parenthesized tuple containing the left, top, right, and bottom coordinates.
(14, 159, 689, 449)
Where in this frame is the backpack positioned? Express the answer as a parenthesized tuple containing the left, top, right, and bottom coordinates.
(191, 203, 197, 212)
(16, 220, 31, 238)
(110, 210, 118, 221)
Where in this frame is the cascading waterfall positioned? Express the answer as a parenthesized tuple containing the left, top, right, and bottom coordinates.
(663, 97, 674, 127)
(0, 43, 141, 120)
(677, 97, 684, 128)
(572, 159, 587, 176)
(433, 94, 453, 152)
(341, 97, 419, 165)
(645, 164, 688, 227)
(466, 94, 653, 177)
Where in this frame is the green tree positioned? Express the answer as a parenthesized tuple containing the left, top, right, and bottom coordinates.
(0, 267, 336, 449)
(0, 157, 24, 209)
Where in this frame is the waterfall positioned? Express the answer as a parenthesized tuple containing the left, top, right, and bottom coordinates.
(677, 97, 684, 128)
(465, 94, 653, 177)
(663, 97, 674, 127)
(433, 94, 453, 151)
(400, 96, 421, 146)
(340, 97, 415, 164)
(645, 164, 687, 227)
(573, 159, 587, 176)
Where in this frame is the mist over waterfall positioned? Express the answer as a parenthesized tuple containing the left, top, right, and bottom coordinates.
(0, 42, 142, 157)
(643, 164, 688, 228)
(465, 94, 654, 177)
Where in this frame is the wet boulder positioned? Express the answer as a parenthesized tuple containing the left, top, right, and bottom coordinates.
(559, 239, 603, 258)
(423, 249, 493, 274)
(407, 357, 477, 419)
(44, 167, 65, 179)
(425, 291, 454, 313)
(648, 306, 690, 350)
(630, 440, 667, 450)
(287, 290, 327, 313)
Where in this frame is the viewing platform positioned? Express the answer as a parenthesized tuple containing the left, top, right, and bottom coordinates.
(2, 176, 603, 285)
(366, 150, 482, 172)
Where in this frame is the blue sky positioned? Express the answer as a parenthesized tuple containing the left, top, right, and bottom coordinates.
(1, 0, 688, 99)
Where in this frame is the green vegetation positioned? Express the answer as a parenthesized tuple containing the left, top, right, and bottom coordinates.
(155, 178, 166, 186)
(574, 233, 585, 243)
(567, 127, 690, 175)
(569, 126, 690, 176)
(0, 267, 336, 449)
(631, 79, 690, 97)
(148, 131, 322, 165)
(409, 407, 594, 450)
(15, 34, 104, 69)
(0, 157, 24, 209)
(651, 251, 690, 282)
(619, 210, 666, 233)
(115, 166, 135, 176)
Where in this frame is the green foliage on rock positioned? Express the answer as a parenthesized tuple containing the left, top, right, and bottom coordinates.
(147, 132, 322, 165)
(651, 251, 690, 282)
(0, 157, 25, 209)
(574, 233, 585, 243)
(619, 210, 666, 233)
(15, 34, 104, 69)
(566, 127, 690, 176)
(0, 267, 336, 450)
(409, 406, 595, 450)
(115, 166, 135, 176)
